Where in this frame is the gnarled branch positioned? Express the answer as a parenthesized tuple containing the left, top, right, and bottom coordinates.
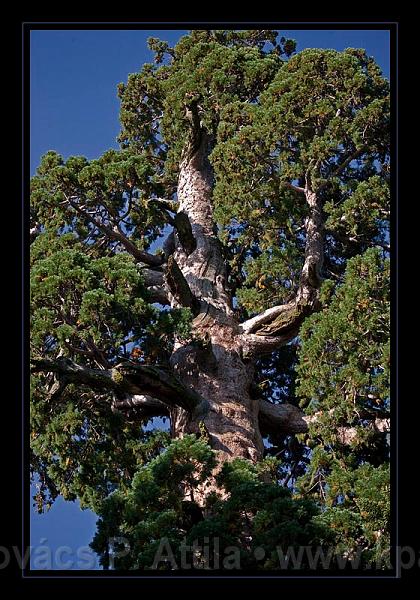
(239, 302, 297, 335)
(282, 181, 306, 194)
(258, 399, 308, 434)
(258, 399, 390, 443)
(147, 197, 179, 213)
(164, 255, 201, 314)
(31, 357, 208, 416)
(240, 187, 324, 356)
(137, 264, 170, 305)
(174, 211, 196, 255)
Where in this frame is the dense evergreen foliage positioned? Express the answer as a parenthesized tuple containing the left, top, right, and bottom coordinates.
(30, 30, 390, 571)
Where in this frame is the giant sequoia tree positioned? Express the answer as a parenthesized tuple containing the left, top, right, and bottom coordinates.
(30, 30, 390, 570)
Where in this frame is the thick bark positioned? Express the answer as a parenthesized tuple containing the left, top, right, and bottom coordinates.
(164, 255, 201, 314)
(163, 108, 264, 463)
(169, 323, 264, 463)
(174, 112, 232, 316)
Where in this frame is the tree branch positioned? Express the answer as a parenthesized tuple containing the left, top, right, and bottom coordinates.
(241, 327, 302, 358)
(148, 197, 179, 213)
(31, 357, 208, 416)
(164, 255, 201, 315)
(240, 187, 324, 355)
(112, 394, 169, 418)
(137, 264, 171, 303)
(319, 148, 364, 190)
(258, 399, 390, 443)
(296, 188, 324, 301)
(241, 148, 366, 353)
(282, 181, 306, 194)
(174, 211, 197, 255)
(137, 264, 165, 287)
(239, 301, 299, 335)
(258, 399, 309, 434)
(64, 194, 164, 267)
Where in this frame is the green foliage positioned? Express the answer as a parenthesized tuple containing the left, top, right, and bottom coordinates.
(31, 388, 170, 513)
(31, 230, 193, 366)
(31, 148, 167, 250)
(117, 30, 292, 182)
(324, 175, 390, 251)
(297, 248, 389, 427)
(236, 241, 303, 313)
(31, 233, 150, 357)
(314, 463, 390, 564)
(210, 47, 389, 316)
(295, 249, 390, 560)
(90, 435, 216, 569)
(91, 436, 332, 570)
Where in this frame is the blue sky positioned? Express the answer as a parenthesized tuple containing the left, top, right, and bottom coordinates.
(29, 28, 391, 570)
(30, 28, 390, 176)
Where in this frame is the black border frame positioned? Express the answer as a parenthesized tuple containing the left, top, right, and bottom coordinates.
(9, 16, 405, 587)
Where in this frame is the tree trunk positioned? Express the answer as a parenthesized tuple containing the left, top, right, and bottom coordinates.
(162, 113, 326, 472)
(167, 116, 263, 465)
(170, 325, 264, 464)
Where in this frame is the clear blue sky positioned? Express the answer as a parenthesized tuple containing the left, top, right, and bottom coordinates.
(29, 28, 391, 570)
